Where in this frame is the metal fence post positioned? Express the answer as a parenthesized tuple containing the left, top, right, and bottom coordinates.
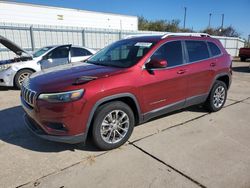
(119, 31, 122, 40)
(224, 38, 227, 52)
(236, 38, 239, 57)
(29, 26, 35, 51)
(82, 29, 86, 46)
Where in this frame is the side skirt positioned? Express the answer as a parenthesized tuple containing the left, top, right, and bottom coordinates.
(142, 93, 208, 123)
(184, 93, 209, 107)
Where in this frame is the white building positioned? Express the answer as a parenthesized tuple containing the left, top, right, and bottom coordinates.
(0, 1, 244, 58)
(0, 1, 138, 30)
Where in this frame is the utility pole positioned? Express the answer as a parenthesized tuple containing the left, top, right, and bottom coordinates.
(221, 13, 224, 29)
(248, 34, 250, 47)
(208, 13, 212, 28)
(183, 7, 187, 29)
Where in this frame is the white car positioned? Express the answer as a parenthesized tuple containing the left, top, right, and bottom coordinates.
(0, 35, 96, 89)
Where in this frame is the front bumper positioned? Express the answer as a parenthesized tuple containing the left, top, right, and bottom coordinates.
(21, 94, 89, 144)
(0, 68, 15, 87)
(24, 114, 86, 144)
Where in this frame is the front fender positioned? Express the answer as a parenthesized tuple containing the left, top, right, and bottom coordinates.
(83, 92, 142, 142)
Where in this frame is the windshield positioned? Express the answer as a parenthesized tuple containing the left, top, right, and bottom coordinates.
(87, 40, 155, 68)
(33, 47, 53, 58)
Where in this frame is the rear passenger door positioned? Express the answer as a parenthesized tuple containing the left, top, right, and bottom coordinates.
(184, 40, 216, 104)
(70, 47, 93, 62)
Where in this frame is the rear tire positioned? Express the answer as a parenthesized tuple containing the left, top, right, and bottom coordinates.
(240, 57, 246, 62)
(14, 69, 34, 89)
(92, 101, 135, 150)
(205, 80, 227, 112)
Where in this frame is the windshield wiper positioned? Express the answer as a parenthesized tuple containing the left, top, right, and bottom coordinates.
(86, 61, 110, 66)
(86, 60, 124, 68)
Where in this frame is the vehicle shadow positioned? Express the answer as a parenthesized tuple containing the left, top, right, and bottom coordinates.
(0, 106, 99, 152)
(0, 86, 17, 91)
(147, 104, 207, 123)
(233, 58, 250, 62)
(1, 104, 207, 152)
(232, 66, 250, 73)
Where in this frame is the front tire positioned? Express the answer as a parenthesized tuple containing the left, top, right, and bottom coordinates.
(205, 80, 227, 112)
(92, 101, 135, 150)
(14, 69, 34, 89)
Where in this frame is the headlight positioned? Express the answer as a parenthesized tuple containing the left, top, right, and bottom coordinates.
(38, 89, 84, 103)
(0, 64, 12, 71)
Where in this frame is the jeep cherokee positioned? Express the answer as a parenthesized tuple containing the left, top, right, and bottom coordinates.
(21, 33, 232, 150)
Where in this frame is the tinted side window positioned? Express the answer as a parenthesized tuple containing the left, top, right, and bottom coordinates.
(71, 48, 92, 57)
(151, 41, 183, 67)
(186, 41, 209, 62)
(48, 46, 69, 59)
(208, 42, 221, 57)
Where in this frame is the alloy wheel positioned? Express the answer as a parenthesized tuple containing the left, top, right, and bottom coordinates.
(18, 72, 31, 86)
(100, 110, 130, 144)
(213, 86, 225, 108)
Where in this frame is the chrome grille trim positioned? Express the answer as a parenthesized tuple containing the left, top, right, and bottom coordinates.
(21, 79, 37, 107)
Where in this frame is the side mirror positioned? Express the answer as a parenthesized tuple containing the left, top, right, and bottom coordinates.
(145, 58, 168, 69)
(42, 55, 48, 60)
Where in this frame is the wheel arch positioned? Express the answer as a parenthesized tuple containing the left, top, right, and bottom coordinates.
(216, 75, 230, 89)
(13, 68, 36, 86)
(210, 72, 231, 92)
(84, 93, 142, 141)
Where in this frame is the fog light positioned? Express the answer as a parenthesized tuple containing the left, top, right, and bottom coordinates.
(46, 122, 67, 132)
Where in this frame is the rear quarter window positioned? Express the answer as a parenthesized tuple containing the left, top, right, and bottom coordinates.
(185, 41, 210, 62)
(71, 47, 92, 57)
(208, 42, 221, 57)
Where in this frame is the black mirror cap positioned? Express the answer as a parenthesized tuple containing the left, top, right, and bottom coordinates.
(42, 55, 48, 60)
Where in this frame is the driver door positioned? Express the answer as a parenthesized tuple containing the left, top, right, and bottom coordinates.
(140, 40, 188, 118)
(40, 45, 71, 69)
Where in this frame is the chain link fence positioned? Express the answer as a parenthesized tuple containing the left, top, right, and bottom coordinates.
(0, 22, 244, 60)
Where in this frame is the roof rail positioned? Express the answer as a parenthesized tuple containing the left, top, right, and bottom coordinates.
(161, 32, 210, 39)
(124, 33, 162, 39)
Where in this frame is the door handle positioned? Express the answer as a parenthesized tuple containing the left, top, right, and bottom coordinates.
(210, 62, 216, 67)
(177, 69, 187, 74)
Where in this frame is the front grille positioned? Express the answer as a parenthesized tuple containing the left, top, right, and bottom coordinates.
(21, 79, 37, 107)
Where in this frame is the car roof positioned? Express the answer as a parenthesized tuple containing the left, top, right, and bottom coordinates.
(125, 35, 163, 42)
(43, 45, 89, 49)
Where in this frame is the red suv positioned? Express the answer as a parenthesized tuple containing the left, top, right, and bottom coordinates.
(21, 33, 232, 150)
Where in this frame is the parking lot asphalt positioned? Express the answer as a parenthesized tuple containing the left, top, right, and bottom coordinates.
(0, 61, 249, 188)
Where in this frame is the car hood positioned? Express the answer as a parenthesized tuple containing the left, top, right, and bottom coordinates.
(0, 35, 32, 57)
(29, 62, 124, 92)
